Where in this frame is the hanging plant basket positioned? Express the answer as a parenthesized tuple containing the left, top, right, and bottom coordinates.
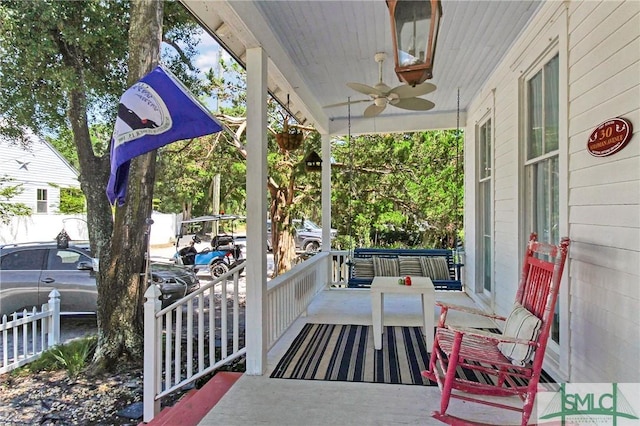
(276, 123, 304, 152)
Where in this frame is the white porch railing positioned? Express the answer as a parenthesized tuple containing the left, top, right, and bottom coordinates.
(143, 262, 247, 422)
(330, 250, 350, 288)
(0, 289, 60, 374)
(266, 252, 330, 349)
(143, 251, 345, 422)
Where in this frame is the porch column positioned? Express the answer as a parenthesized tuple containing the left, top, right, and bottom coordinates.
(321, 132, 332, 253)
(245, 46, 268, 375)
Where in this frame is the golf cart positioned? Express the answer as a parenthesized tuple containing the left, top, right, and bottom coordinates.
(173, 214, 246, 278)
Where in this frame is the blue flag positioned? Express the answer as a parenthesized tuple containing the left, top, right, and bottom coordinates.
(106, 65, 223, 205)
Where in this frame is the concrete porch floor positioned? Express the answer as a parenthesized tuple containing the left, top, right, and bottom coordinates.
(197, 289, 529, 426)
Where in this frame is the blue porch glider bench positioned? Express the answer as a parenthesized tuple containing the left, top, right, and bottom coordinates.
(347, 248, 463, 291)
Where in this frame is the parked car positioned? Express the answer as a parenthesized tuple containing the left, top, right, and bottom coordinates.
(0, 241, 199, 316)
(266, 218, 337, 253)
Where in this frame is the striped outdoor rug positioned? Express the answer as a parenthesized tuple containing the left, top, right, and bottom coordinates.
(270, 323, 555, 386)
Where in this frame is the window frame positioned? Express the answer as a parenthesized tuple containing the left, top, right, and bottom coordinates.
(523, 53, 560, 330)
(36, 188, 48, 214)
(477, 115, 493, 299)
(519, 40, 569, 381)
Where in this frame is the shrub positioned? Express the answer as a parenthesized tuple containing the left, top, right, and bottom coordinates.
(11, 336, 97, 379)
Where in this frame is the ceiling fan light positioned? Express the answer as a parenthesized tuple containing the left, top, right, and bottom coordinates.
(374, 97, 387, 107)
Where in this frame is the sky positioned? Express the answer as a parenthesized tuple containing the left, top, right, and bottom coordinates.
(193, 32, 226, 73)
(192, 32, 235, 111)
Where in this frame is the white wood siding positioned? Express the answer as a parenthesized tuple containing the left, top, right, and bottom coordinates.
(566, 0, 640, 383)
(465, 2, 569, 322)
(464, 0, 639, 383)
(0, 133, 79, 214)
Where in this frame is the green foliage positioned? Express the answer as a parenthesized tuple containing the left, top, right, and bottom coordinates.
(203, 57, 247, 115)
(46, 125, 111, 171)
(12, 336, 97, 379)
(0, 176, 31, 224)
(0, 1, 130, 137)
(51, 337, 95, 379)
(331, 130, 464, 249)
(154, 133, 247, 216)
(58, 187, 86, 213)
(0, 0, 205, 165)
(269, 130, 323, 218)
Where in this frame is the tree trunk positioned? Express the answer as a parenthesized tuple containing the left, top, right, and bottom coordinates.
(274, 226, 296, 276)
(54, 3, 115, 263)
(60, 19, 114, 373)
(67, 92, 114, 260)
(269, 186, 296, 276)
(182, 201, 192, 221)
(91, 0, 163, 371)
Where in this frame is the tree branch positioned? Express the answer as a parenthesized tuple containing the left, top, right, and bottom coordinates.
(330, 162, 391, 175)
(162, 36, 196, 72)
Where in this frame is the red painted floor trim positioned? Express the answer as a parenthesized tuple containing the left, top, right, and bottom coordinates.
(142, 372, 243, 426)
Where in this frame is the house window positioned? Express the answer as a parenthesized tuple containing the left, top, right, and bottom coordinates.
(37, 188, 48, 213)
(478, 118, 492, 294)
(524, 53, 559, 341)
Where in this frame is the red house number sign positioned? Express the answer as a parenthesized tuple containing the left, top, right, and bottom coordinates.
(587, 117, 633, 157)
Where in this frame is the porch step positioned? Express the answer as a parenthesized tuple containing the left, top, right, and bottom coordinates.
(141, 372, 243, 426)
(144, 389, 198, 426)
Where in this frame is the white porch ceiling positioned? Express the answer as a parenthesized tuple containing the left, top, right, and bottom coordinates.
(181, 0, 542, 136)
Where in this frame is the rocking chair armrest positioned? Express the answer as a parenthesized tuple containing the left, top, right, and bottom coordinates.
(435, 302, 507, 321)
(445, 325, 539, 347)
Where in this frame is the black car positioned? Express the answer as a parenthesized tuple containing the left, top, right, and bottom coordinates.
(0, 241, 199, 316)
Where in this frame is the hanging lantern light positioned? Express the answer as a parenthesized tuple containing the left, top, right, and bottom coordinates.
(387, 0, 442, 86)
(304, 151, 322, 172)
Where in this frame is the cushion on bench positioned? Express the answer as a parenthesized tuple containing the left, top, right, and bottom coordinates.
(373, 256, 399, 276)
(398, 256, 423, 276)
(420, 256, 450, 280)
(352, 257, 374, 278)
(347, 248, 463, 291)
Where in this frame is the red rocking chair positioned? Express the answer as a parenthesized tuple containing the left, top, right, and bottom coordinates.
(422, 233, 570, 425)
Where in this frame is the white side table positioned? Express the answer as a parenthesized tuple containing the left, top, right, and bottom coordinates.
(371, 276, 435, 350)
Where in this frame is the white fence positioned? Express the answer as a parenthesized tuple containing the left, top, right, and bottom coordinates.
(0, 290, 61, 374)
(0, 212, 177, 246)
(143, 262, 247, 422)
(0, 214, 89, 245)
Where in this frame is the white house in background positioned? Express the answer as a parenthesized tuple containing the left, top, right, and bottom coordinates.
(0, 132, 178, 245)
(0, 131, 86, 244)
(0, 131, 80, 214)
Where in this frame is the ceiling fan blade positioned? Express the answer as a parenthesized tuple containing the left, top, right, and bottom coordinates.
(363, 103, 386, 118)
(393, 97, 435, 111)
(390, 82, 437, 99)
(323, 99, 370, 108)
(347, 82, 384, 97)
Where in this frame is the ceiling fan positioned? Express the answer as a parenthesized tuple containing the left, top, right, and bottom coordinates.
(325, 52, 436, 118)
